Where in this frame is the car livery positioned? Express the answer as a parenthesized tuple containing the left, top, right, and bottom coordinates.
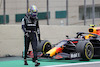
(23, 25, 100, 61)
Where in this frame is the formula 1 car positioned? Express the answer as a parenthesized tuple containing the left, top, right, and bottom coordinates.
(23, 25, 100, 61)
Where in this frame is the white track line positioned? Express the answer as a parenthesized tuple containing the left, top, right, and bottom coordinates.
(41, 61, 100, 67)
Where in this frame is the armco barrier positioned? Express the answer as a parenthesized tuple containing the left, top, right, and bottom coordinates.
(0, 25, 89, 57)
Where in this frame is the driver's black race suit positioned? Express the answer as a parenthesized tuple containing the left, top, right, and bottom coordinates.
(22, 13, 41, 61)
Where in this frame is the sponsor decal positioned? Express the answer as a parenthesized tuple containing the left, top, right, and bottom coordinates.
(70, 53, 80, 58)
(27, 24, 36, 26)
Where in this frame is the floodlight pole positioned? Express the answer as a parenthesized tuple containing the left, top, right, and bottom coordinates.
(27, 0, 29, 12)
(66, 0, 68, 25)
(92, 0, 95, 24)
(47, 0, 49, 25)
(3, 0, 6, 24)
(84, 0, 86, 25)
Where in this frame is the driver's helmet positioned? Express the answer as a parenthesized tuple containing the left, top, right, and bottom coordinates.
(28, 5, 38, 18)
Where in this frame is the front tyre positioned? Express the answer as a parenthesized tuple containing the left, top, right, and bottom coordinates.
(37, 40, 52, 54)
(76, 40, 94, 61)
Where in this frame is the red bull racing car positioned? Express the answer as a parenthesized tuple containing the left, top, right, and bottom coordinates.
(23, 25, 100, 61)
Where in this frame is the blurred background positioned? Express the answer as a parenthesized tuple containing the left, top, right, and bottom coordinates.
(0, 0, 100, 25)
(0, 0, 100, 57)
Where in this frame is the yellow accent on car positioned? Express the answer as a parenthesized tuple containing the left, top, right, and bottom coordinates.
(89, 28, 97, 34)
(90, 24, 97, 27)
(46, 47, 57, 57)
(84, 34, 94, 39)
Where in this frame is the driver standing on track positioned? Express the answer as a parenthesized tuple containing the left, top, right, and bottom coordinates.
(21, 5, 41, 66)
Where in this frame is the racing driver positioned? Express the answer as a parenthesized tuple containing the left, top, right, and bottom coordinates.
(21, 5, 41, 66)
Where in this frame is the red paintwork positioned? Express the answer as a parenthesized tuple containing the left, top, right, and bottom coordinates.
(91, 27, 100, 36)
(96, 27, 100, 35)
(72, 41, 78, 44)
(55, 54, 63, 59)
(56, 47, 63, 53)
(27, 51, 43, 58)
(28, 51, 34, 58)
(97, 30, 100, 35)
(65, 39, 79, 44)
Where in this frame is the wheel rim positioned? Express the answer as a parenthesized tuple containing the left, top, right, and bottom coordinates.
(85, 44, 94, 59)
(43, 42, 51, 54)
(44, 43, 51, 52)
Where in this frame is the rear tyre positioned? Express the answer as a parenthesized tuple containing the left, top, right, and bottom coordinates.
(76, 40, 94, 61)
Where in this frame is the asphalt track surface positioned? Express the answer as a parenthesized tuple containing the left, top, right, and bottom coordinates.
(0, 56, 100, 67)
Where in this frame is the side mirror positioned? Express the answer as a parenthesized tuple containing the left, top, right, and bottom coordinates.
(66, 35, 69, 39)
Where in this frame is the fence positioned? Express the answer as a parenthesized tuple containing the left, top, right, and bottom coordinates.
(0, 0, 100, 25)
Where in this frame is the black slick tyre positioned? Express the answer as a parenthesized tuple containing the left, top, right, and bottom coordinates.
(37, 40, 52, 54)
(76, 40, 94, 61)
